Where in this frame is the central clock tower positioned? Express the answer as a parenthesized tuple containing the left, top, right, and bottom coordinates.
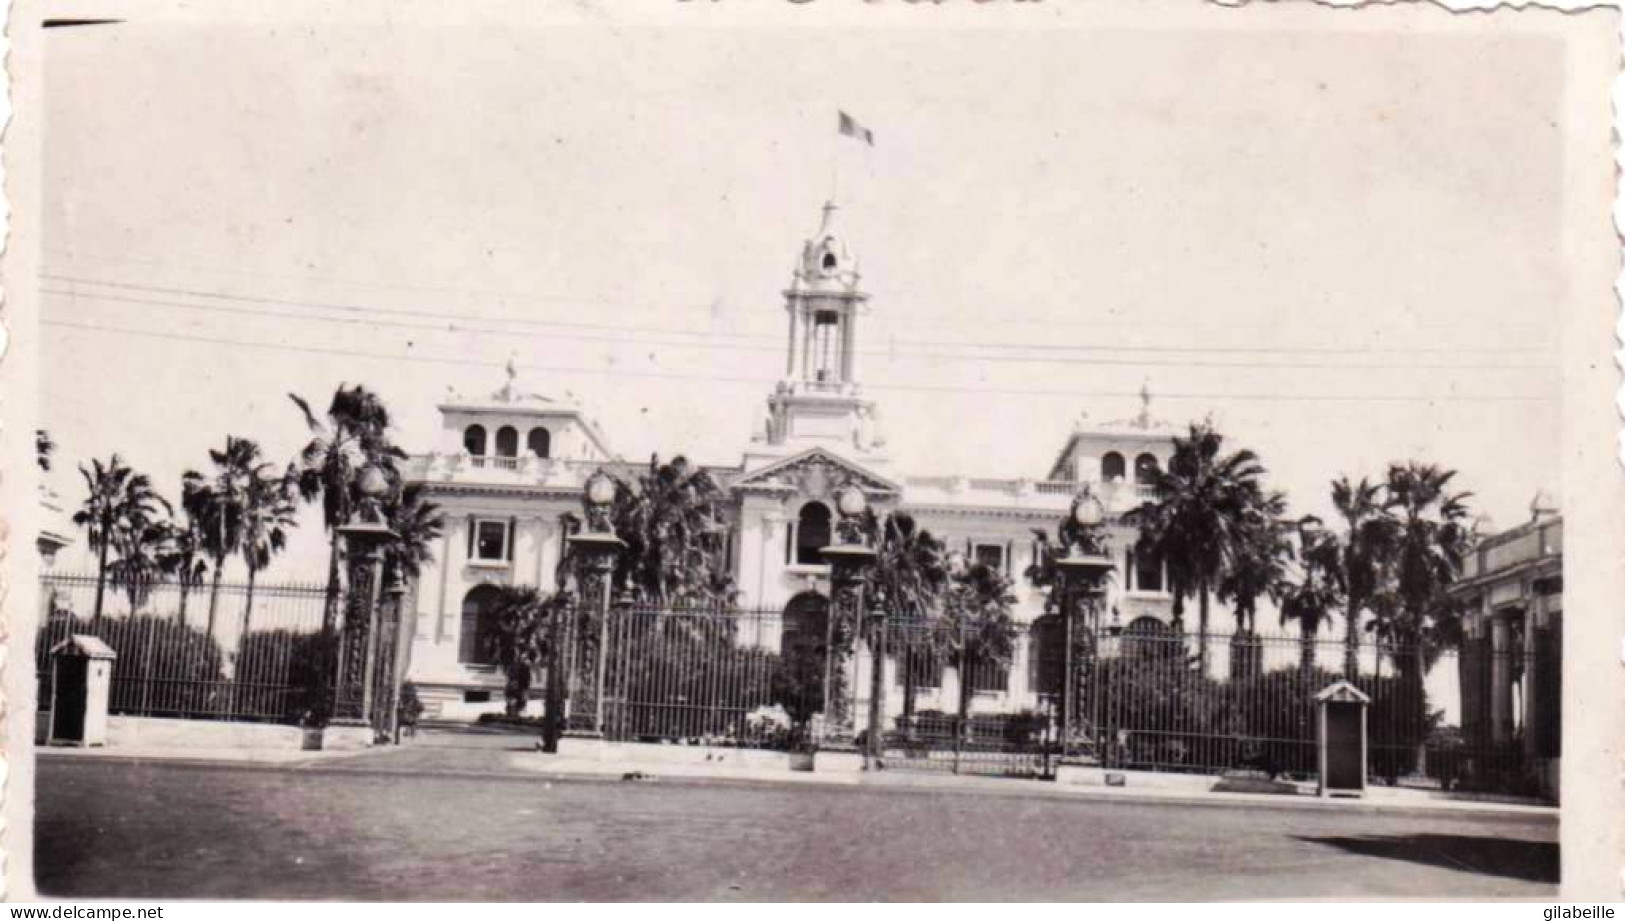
(749, 202, 888, 467)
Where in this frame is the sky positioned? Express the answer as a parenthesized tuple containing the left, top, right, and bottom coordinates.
(38, 11, 1583, 580)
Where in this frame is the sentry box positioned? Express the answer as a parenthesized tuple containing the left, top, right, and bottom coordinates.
(1315, 679, 1371, 798)
(48, 634, 118, 747)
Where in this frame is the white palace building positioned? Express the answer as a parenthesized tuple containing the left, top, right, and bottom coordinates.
(401, 203, 1178, 721)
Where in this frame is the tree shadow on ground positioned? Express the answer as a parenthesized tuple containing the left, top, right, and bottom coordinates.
(1293, 833, 1557, 884)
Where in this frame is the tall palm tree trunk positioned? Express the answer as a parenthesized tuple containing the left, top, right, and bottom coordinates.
(243, 567, 259, 639)
(955, 647, 973, 772)
(206, 565, 224, 639)
(1299, 622, 1319, 680)
(177, 580, 191, 627)
(900, 637, 920, 738)
(1342, 600, 1361, 680)
(92, 534, 110, 625)
(1196, 582, 1212, 676)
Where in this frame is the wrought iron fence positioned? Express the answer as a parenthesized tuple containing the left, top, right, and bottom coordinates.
(1068, 625, 1543, 795)
(564, 598, 1552, 795)
(597, 604, 791, 746)
(37, 572, 329, 722)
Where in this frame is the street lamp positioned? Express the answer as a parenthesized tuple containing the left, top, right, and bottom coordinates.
(821, 485, 880, 768)
(331, 465, 397, 733)
(565, 470, 626, 741)
(1050, 492, 1114, 763)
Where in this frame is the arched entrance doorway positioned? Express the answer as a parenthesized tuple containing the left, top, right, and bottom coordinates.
(459, 584, 504, 666)
(779, 592, 832, 731)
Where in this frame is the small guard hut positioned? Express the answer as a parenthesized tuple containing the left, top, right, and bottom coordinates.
(1315, 679, 1371, 798)
(48, 634, 117, 747)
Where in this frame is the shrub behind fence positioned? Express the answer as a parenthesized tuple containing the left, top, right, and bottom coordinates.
(37, 573, 328, 723)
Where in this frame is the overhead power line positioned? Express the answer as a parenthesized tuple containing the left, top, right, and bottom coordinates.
(43, 318, 1557, 405)
(42, 273, 1553, 358)
(44, 249, 1558, 342)
(43, 283, 1556, 373)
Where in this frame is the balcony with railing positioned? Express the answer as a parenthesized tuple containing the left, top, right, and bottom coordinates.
(899, 475, 1159, 513)
(405, 452, 580, 488)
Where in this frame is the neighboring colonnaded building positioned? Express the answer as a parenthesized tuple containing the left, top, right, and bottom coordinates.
(401, 203, 1178, 721)
(1447, 494, 1563, 801)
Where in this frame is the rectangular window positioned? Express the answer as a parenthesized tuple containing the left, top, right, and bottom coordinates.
(475, 519, 510, 562)
(973, 543, 1006, 574)
(967, 656, 1009, 694)
(1134, 545, 1163, 593)
(894, 648, 943, 689)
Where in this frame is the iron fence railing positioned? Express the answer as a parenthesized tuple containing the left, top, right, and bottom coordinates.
(581, 600, 1550, 795)
(37, 572, 329, 722)
(597, 604, 790, 746)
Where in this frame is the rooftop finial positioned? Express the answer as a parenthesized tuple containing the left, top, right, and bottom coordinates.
(494, 355, 519, 402)
(1137, 379, 1153, 428)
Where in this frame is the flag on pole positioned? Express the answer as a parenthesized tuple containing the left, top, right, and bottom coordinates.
(838, 110, 874, 146)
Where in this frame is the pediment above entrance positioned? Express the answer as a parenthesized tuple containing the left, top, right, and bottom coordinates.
(730, 447, 899, 499)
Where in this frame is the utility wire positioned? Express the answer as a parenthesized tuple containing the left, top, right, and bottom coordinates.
(42, 284, 1555, 373)
(42, 273, 1553, 358)
(43, 318, 1557, 404)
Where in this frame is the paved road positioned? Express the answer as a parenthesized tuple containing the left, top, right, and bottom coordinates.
(34, 737, 1557, 901)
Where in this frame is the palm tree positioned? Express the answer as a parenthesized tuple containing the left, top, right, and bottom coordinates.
(1373, 461, 1472, 767)
(381, 482, 446, 588)
(1279, 518, 1344, 678)
(238, 466, 300, 635)
(1217, 492, 1291, 681)
(74, 455, 169, 623)
(858, 511, 949, 731)
(486, 585, 553, 716)
(1330, 475, 1397, 679)
(1216, 491, 1291, 636)
(940, 561, 1018, 733)
(107, 515, 176, 615)
(289, 385, 403, 633)
(1128, 422, 1270, 674)
(608, 455, 733, 606)
(380, 482, 446, 679)
(162, 501, 211, 627)
(185, 436, 280, 638)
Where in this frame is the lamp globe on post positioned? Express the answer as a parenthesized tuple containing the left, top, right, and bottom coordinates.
(567, 469, 627, 741)
(1051, 491, 1115, 764)
(332, 464, 398, 736)
(820, 485, 879, 768)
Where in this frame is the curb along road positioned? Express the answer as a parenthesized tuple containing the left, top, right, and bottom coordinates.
(34, 747, 1557, 824)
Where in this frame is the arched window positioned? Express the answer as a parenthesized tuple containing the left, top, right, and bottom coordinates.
(1101, 452, 1126, 482)
(1123, 616, 1176, 660)
(794, 502, 832, 566)
(527, 427, 551, 459)
(1134, 453, 1160, 484)
(459, 584, 505, 666)
(1133, 539, 1163, 593)
(494, 426, 519, 458)
(463, 425, 487, 456)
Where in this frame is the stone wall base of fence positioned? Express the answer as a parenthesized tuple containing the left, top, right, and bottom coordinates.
(37, 715, 309, 751)
(319, 721, 378, 751)
(545, 737, 869, 775)
(1053, 764, 1230, 795)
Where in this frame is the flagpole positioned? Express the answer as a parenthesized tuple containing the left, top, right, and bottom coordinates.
(830, 111, 841, 203)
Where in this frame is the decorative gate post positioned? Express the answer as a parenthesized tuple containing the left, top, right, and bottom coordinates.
(330, 466, 397, 740)
(1050, 493, 1114, 763)
(821, 485, 878, 766)
(566, 470, 625, 738)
